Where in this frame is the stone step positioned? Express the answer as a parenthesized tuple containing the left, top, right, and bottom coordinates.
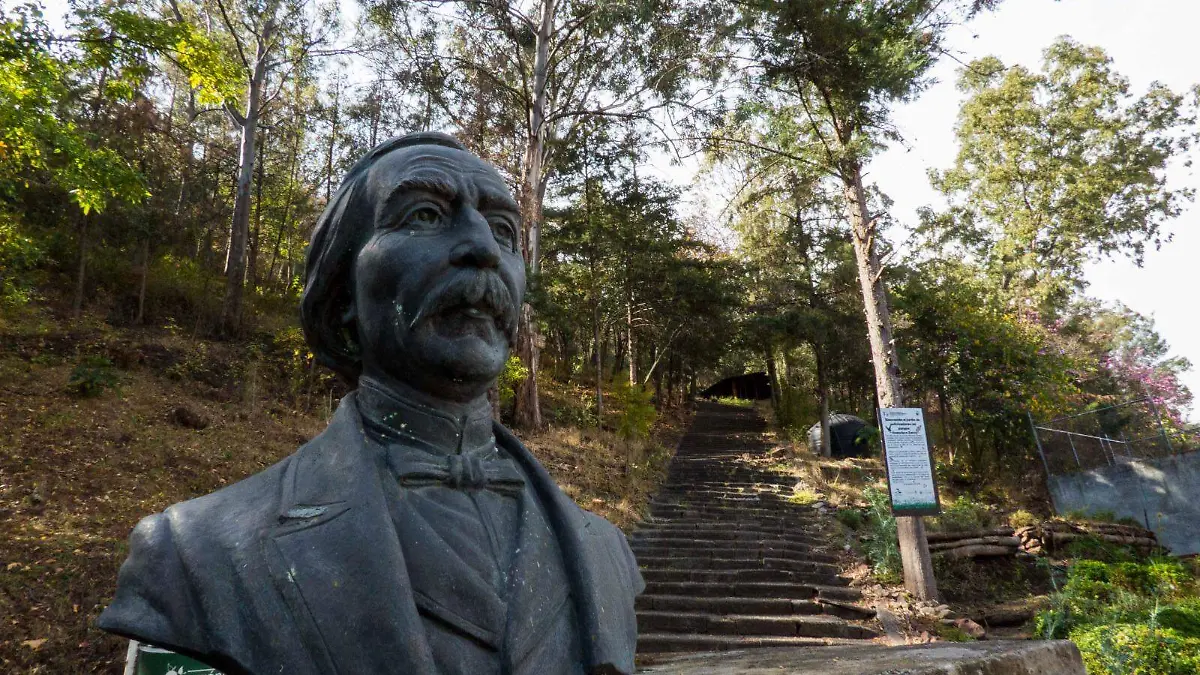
(643, 580, 862, 602)
(630, 532, 828, 549)
(631, 535, 832, 554)
(637, 610, 880, 640)
(631, 545, 841, 565)
(640, 518, 821, 533)
(635, 556, 841, 576)
(636, 632, 858, 654)
(640, 568, 847, 586)
(636, 594, 824, 616)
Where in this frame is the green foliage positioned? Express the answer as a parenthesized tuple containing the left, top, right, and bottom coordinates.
(0, 211, 41, 307)
(611, 381, 657, 441)
(926, 37, 1197, 307)
(1072, 624, 1200, 675)
(498, 355, 530, 408)
(1009, 509, 1039, 529)
(859, 486, 902, 583)
(711, 396, 753, 408)
(929, 495, 995, 533)
(67, 356, 120, 397)
(0, 3, 147, 214)
(835, 507, 865, 530)
(1036, 557, 1200, 673)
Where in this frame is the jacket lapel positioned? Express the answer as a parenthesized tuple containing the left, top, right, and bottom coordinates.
(503, 486, 571, 668)
(266, 393, 436, 675)
(495, 424, 640, 675)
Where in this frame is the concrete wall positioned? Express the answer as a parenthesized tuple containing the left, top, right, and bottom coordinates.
(1047, 450, 1200, 555)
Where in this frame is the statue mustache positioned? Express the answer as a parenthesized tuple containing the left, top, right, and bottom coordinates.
(411, 271, 518, 344)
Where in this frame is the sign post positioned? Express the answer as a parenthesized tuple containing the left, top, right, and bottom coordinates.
(879, 407, 940, 600)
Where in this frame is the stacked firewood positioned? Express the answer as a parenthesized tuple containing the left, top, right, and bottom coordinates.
(1016, 520, 1161, 556)
(928, 526, 1021, 559)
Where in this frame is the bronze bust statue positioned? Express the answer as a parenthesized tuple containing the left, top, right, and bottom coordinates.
(98, 132, 645, 675)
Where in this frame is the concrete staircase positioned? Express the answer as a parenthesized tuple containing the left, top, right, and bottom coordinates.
(634, 402, 880, 655)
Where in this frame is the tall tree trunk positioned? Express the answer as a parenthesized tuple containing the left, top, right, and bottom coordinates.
(626, 299, 637, 386)
(512, 0, 556, 430)
(594, 303, 604, 426)
(765, 346, 780, 412)
(248, 129, 267, 293)
(71, 215, 89, 321)
(814, 344, 832, 458)
(842, 159, 937, 601)
(221, 49, 268, 337)
(135, 237, 150, 325)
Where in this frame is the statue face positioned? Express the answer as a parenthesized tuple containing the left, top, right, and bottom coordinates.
(352, 145, 525, 402)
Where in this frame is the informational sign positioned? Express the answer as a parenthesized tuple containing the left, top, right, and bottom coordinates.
(126, 641, 222, 675)
(879, 407, 940, 517)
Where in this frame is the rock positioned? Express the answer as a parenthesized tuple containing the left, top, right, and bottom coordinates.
(169, 405, 210, 430)
(954, 618, 987, 639)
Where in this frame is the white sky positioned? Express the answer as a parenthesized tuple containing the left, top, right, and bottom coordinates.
(868, 0, 1200, 420)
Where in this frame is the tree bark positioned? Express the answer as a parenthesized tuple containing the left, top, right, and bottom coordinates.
(71, 215, 89, 321)
(135, 237, 150, 325)
(815, 344, 832, 457)
(842, 159, 938, 601)
(512, 0, 556, 430)
(220, 17, 274, 337)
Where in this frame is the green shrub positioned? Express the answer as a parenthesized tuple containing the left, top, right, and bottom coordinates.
(1156, 602, 1200, 638)
(612, 381, 657, 440)
(0, 212, 43, 308)
(860, 486, 902, 583)
(497, 354, 529, 407)
(930, 495, 994, 533)
(836, 508, 865, 530)
(67, 356, 120, 397)
(1008, 509, 1039, 529)
(1072, 624, 1200, 675)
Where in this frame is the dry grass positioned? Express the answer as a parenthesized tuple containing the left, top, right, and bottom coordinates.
(523, 411, 686, 531)
(0, 317, 684, 673)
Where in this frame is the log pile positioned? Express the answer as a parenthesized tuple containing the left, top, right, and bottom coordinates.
(928, 526, 1020, 560)
(1016, 520, 1161, 556)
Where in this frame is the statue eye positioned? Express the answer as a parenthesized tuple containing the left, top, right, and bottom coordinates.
(489, 216, 518, 251)
(404, 206, 443, 230)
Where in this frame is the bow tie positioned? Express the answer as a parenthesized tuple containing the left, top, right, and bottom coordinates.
(394, 448, 526, 496)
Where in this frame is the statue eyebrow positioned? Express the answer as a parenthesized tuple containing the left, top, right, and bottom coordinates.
(384, 174, 459, 207)
(477, 185, 520, 213)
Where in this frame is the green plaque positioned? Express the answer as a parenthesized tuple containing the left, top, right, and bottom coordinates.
(129, 642, 223, 675)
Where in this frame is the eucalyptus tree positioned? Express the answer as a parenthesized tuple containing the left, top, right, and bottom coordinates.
(714, 0, 1002, 600)
(360, 0, 727, 428)
(924, 37, 1197, 312)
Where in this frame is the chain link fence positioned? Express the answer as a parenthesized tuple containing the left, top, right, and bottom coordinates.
(1028, 398, 1195, 476)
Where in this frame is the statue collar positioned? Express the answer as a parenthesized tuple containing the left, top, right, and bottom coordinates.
(356, 376, 494, 455)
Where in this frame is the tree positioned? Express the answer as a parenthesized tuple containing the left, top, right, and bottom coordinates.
(925, 38, 1197, 310)
(719, 0, 1002, 600)
(0, 2, 149, 318)
(362, 0, 725, 428)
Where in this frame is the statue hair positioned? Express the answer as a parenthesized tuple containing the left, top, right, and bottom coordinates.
(300, 131, 469, 386)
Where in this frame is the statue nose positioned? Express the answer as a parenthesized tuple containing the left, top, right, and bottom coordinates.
(450, 212, 501, 269)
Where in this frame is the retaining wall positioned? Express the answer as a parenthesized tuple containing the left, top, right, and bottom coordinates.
(1047, 449, 1200, 555)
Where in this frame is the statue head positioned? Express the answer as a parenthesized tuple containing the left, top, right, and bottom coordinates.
(301, 132, 526, 403)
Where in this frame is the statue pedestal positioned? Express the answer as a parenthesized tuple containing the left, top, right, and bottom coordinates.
(638, 640, 1085, 674)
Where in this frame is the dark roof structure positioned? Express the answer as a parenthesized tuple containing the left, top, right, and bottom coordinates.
(699, 372, 772, 400)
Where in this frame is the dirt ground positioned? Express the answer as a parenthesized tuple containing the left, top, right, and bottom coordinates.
(0, 324, 682, 673)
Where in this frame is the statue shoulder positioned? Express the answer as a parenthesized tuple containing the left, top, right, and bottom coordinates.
(97, 456, 295, 654)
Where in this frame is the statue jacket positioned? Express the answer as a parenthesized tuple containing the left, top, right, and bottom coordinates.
(97, 393, 644, 675)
